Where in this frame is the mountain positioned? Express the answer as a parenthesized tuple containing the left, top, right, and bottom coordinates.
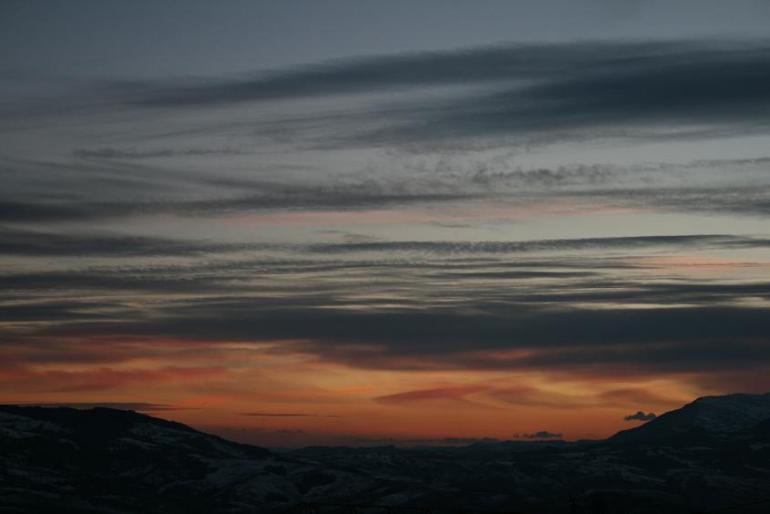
(610, 392, 770, 444)
(0, 405, 375, 513)
(3, 395, 770, 513)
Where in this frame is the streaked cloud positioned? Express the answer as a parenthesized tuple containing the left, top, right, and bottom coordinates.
(9, 402, 184, 412)
(2, 29, 770, 444)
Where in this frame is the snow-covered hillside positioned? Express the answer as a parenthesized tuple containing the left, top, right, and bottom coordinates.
(611, 392, 770, 443)
(2, 394, 770, 513)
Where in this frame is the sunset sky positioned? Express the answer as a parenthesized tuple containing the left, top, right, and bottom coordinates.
(2, 0, 770, 446)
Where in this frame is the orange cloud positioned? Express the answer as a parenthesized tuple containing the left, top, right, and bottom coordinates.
(375, 384, 489, 404)
(0, 366, 226, 393)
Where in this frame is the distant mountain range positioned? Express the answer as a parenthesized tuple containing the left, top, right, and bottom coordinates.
(3, 393, 770, 513)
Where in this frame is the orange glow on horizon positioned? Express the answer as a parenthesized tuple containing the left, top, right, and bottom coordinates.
(0, 335, 703, 447)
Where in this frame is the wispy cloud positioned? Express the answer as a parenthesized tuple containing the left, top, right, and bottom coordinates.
(241, 412, 340, 418)
(375, 385, 488, 404)
(310, 234, 753, 255)
(9, 402, 184, 412)
(0, 225, 256, 257)
(2, 35, 770, 441)
(119, 40, 770, 147)
(72, 147, 248, 159)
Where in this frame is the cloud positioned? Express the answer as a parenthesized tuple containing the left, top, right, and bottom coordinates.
(515, 430, 563, 440)
(599, 388, 681, 408)
(0, 366, 225, 393)
(575, 186, 770, 218)
(0, 187, 473, 224)
(374, 385, 488, 404)
(72, 147, 247, 159)
(0, 225, 276, 257)
(131, 41, 630, 107)
(311, 234, 747, 255)
(2, 227, 769, 386)
(241, 412, 340, 418)
(624, 411, 657, 422)
(127, 40, 761, 106)
(125, 40, 770, 145)
(5, 271, 770, 377)
(5, 151, 770, 227)
(407, 44, 770, 143)
(10, 402, 183, 412)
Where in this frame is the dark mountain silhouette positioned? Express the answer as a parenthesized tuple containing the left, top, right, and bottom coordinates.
(0, 405, 373, 513)
(610, 392, 770, 444)
(3, 394, 770, 513)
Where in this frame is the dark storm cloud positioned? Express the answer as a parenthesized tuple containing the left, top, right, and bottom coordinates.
(128, 40, 770, 143)
(624, 411, 657, 422)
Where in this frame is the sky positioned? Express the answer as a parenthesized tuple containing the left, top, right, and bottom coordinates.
(2, 0, 770, 446)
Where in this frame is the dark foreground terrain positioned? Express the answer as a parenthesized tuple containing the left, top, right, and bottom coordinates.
(3, 393, 770, 513)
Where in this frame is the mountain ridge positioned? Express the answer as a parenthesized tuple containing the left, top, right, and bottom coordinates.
(610, 391, 770, 444)
(3, 393, 770, 513)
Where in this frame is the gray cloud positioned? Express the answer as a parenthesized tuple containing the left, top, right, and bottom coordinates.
(4, 226, 761, 260)
(624, 411, 657, 422)
(2, 237, 769, 385)
(15, 296, 769, 374)
(410, 44, 770, 142)
(0, 189, 474, 224)
(0, 225, 261, 257)
(516, 431, 563, 440)
(4, 7, 770, 430)
(128, 41, 760, 107)
(72, 147, 248, 159)
(4, 151, 770, 226)
(579, 186, 770, 217)
(125, 40, 770, 146)
(131, 41, 643, 107)
(311, 234, 755, 255)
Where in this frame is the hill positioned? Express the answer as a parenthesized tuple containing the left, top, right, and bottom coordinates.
(610, 392, 770, 444)
(0, 405, 372, 513)
(3, 395, 770, 513)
